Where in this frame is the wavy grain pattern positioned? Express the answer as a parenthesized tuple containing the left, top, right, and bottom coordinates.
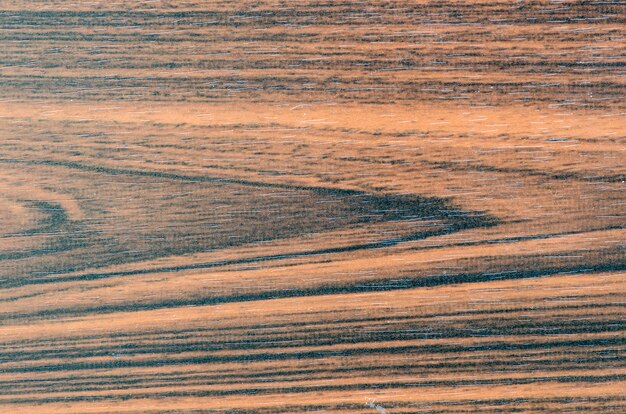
(1, 1, 625, 413)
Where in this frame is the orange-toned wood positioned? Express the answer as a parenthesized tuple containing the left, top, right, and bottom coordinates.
(0, 1, 624, 413)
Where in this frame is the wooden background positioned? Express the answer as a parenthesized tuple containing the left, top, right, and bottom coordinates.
(0, 1, 625, 412)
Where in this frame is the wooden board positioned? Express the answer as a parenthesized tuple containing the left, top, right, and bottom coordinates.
(1, 1, 625, 412)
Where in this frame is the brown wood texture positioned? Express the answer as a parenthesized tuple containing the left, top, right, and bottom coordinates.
(1, 1, 625, 413)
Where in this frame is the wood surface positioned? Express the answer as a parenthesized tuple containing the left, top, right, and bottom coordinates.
(1, 1, 625, 412)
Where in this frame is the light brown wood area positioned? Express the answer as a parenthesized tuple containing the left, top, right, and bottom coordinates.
(1, 1, 625, 413)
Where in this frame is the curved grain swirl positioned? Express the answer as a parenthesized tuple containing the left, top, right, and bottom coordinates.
(0, 1, 624, 413)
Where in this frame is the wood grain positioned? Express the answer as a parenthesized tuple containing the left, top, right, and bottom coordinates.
(1, 1, 625, 412)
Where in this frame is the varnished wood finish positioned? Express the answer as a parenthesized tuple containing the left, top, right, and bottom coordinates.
(1, 1, 625, 413)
